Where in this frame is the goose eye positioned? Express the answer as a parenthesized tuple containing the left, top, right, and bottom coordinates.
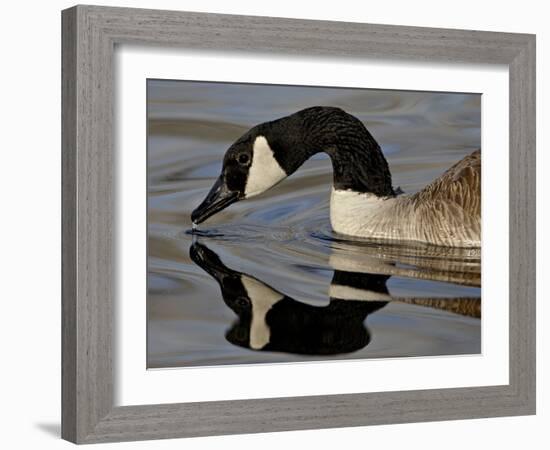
(235, 296, 250, 308)
(238, 153, 250, 165)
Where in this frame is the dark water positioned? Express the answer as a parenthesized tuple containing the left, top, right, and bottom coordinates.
(147, 80, 481, 368)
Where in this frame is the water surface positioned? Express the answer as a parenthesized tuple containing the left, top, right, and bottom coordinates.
(147, 80, 481, 368)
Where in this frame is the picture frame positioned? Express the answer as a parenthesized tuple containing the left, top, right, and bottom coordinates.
(61, 4, 536, 444)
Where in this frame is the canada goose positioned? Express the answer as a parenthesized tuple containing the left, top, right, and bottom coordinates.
(191, 106, 481, 248)
(190, 242, 480, 355)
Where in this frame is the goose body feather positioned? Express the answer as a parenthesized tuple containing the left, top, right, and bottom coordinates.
(330, 149, 481, 247)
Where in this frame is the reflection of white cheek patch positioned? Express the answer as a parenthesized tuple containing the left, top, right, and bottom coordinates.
(241, 276, 284, 350)
(245, 136, 287, 198)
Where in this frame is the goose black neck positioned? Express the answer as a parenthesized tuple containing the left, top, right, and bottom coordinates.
(263, 106, 395, 196)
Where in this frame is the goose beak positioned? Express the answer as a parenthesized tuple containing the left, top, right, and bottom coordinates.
(191, 175, 240, 224)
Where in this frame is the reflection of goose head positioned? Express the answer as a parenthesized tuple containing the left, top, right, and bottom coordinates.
(190, 242, 388, 355)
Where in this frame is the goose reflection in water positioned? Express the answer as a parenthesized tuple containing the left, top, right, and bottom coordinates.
(190, 241, 480, 357)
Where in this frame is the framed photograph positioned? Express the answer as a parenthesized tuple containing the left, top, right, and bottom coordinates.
(62, 5, 536, 444)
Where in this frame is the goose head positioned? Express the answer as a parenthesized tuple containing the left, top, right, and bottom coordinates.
(191, 106, 395, 225)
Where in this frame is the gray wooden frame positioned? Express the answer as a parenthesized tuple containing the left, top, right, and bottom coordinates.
(61, 4, 536, 444)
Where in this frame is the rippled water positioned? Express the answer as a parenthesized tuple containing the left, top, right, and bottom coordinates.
(147, 80, 481, 368)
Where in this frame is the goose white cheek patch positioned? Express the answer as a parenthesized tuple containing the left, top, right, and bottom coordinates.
(244, 136, 287, 198)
